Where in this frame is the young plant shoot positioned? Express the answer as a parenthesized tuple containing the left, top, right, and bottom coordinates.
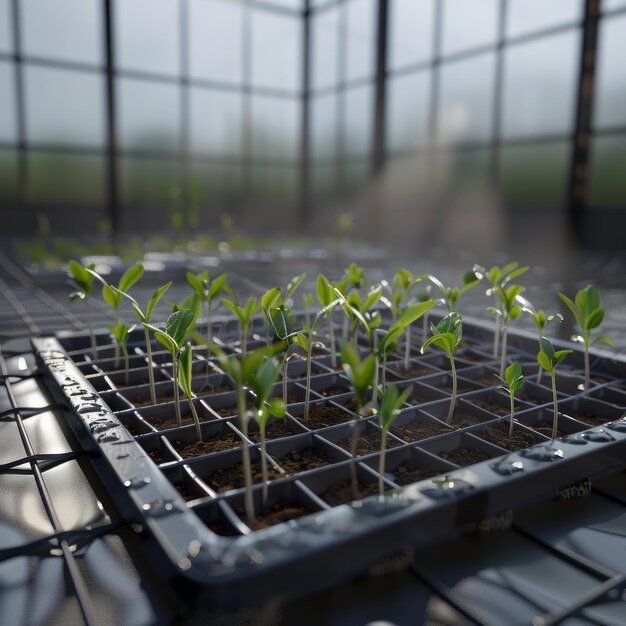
(316, 274, 339, 367)
(221, 296, 260, 357)
(108, 322, 135, 386)
(114, 281, 172, 406)
(144, 309, 195, 428)
(428, 267, 484, 313)
(487, 283, 524, 378)
(421, 312, 463, 424)
(537, 337, 572, 439)
(269, 304, 298, 405)
(558, 285, 614, 392)
(178, 342, 203, 441)
(499, 362, 525, 438)
(377, 384, 412, 496)
(186, 271, 230, 344)
(260, 287, 282, 348)
(334, 262, 369, 339)
(211, 347, 268, 524)
(340, 340, 377, 500)
(247, 357, 286, 508)
(95, 264, 144, 366)
(518, 296, 563, 383)
(485, 263, 529, 357)
(67, 260, 97, 357)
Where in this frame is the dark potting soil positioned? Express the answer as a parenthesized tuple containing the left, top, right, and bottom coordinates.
(148, 448, 166, 464)
(467, 399, 510, 417)
(567, 410, 610, 427)
(212, 400, 255, 418)
(389, 364, 434, 379)
(174, 482, 197, 502)
(298, 403, 351, 429)
(243, 502, 313, 530)
(277, 447, 333, 474)
(209, 462, 283, 493)
(321, 386, 351, 397)
(477, 375, 499, 387)
(337, 431, 402, 457)
(174, 432, 243, 458)
(247, 421, 296, 442)
(439, 382, 477, 394)
(130, 394, 176, 408)
(392, 464, 441, 486)
(449, 412, 488, 429)
(121, 420, 139, 436)
(438, 446, 497, 466)
(477, 423, 541, 452)
(144, 413, 210, 432)
(458, 351, 494, 364)
(532, 421, 567, 439)
(391, 420, 452, 443)
(322, 480, 380, 507)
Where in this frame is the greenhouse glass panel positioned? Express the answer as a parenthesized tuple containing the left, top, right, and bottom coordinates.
(310, 93, 339, 161)
(506, 0, 582, 38)
(589, 135, 626, 208)
(311, 5, 340, 91)
(250, 95, 301, 160)
(251, 10, 301, 92)
(442, 0, 498, 56)
(386, 70, 431, 153)
(0, 62, 16, 143)
(21, 0, 102, 65)
(0, 0, 11, 53)
(438, 53, 495, 144)
(502, 31, 580, 139)
(388, 0, 435, 70)
(190, 89, 243, 157)
(345, 0, 376, 82)
(25, 67, 105, 148)
(189, 0, 243, 85)
(117, 79, 181, 152)
(115, 0, 179, 76)
(344, 84, 374, 157)
(594, 15, 626, 129)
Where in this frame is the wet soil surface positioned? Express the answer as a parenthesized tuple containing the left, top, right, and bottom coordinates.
(322, 480, 380, 507)
(389, 364, 434, 379)
(277, 447, 333, 474)
(448, 412, 489, 429)
(531, 421, 568, 439)
(298, 403, 351, 429)
(144, 413, 210, 432)
(391, 420, 452, 443)
(476, 422, 542, 452)
(148, 448, 167, 464)
(242, 502, 314, 530)
(566, 410, 611, 427)
(209, 462, 283, 493)
(336, 431, 402, 457)
(438, 446, 497, 466)
(467, 399, 510, 417)
(174, 482, 199, 502)
(247, 421, 296, 442)
(173, 432, 243, 458)
(392, 464, 442, 486)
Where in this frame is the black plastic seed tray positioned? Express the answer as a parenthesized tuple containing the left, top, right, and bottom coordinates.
(33, 314, 626, 610)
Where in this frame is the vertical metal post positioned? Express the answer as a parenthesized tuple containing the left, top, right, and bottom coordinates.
(428, 0, 443, 145)
(11, 0, 27, 215)
(568, 0, 601, 240)
(299, 0, 311, 231)
(103, 0, 120, 234)
(490, 0, 507, 187)
(372, 0, 389, 175)
(242, 0, 252, 220)
(337, 2, 347, 192)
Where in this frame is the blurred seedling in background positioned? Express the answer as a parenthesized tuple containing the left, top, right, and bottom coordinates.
(67, 260, 97, 357)
(497, 361, 525, 438)
(537, 337, 572, 440)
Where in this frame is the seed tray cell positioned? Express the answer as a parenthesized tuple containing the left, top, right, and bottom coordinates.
(32, 311, 626, 610)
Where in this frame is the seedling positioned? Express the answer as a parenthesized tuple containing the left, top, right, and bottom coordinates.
(178, 342, 203, 442)
(269, 304, 298, 405)
(537, 337, 572, 439)
(301, 292, 314, 329)
(92, 264, 144, 366)
(421, 312, 463, 424)
(498, 362, 525, 438)
(67, 260, 97, 357)
(518, 296, 563, 383)
(221, 296, 260, 357)
(485, 263, 529, 357)
(186, 271, 230, 344)
(108, 322, 135, 386)
(113, 281, 173, 406)
(558, 285, 614, 392)
(260, 287, 282, 348)
(487, 283, 524, 378)
(374, 300, 436, 400)
(144, 309, 195, 427)
(316, 274, 339, 367)
(247, 357, 286, 508)
(211, 347, 268, 524)
(389, 269, 427, 370)
(377, 384, 412, 496)
(428, 267, 483, 313)
(342, 284, 383, 349)
(334, 262, 369, 339)
(340, 341, 377, 499)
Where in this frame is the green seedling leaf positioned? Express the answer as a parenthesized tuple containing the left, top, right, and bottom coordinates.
(178, 343, 195, 400)
(68, 260, 96, 294)
(316, 274, 336, 308)
(339, 341, 376, 411)
(270, 305, 296, 341)
(119, 263, 144, 292)
(285, 273, 306, 300)
(166, 309, 195, 348)
(261, 287, 282, 313)
(379, 384, 412, 431)
(267, 397, 286, 418)
(585, 307, 604, 331)
(145, 281, 172, 322)
(591, 335, 615, 348)
(504, 362, 524, 392)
